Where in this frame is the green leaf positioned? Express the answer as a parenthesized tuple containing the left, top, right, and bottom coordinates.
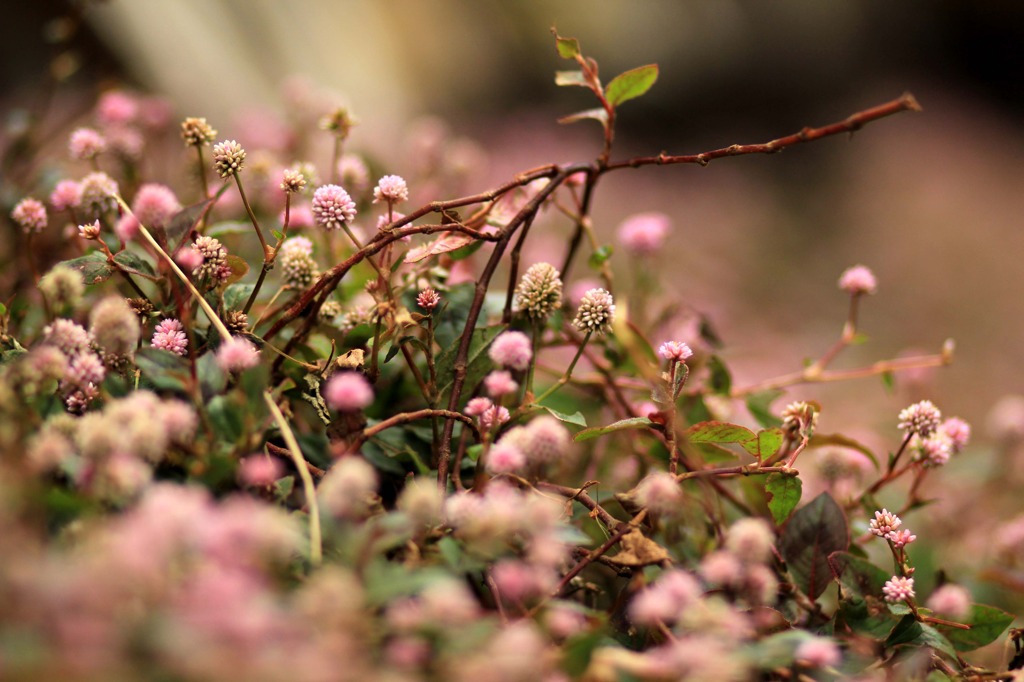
(911, 624, 959, 659)
(554, 32, 581, 59)
(605, 64, 659, 107)
(685, 420, 756, 445)
(555, 70, 588, 87)
(134, 347, 191, 394)
(778, 492, 849, 600)
(574, 416, 652, 442)
(836, 596, 900, 639)
(208, 395, 245, 445)
(828, 551, 891, 599)
(765, 473, 802, 525)
(435, 324, 502, 405)
(886, 614, 923, 647)
(739, 428, 784, 459)
(747, 389, 784, 428)
(881, 369, 895, 393)
(448, 238, 484, 262)
(588, 245, 613, 269)
(205, 221, 254, 238)
(223, 283, 254, 312)
(113, 250, 156, 279)
(274, 475, 295, 501)
(935, 603, 1014, 652)
(557, 107, 609, 127)
(536, 404, 587, 427)
(707, 355, 732, 396)
(62, 252, 114, 285)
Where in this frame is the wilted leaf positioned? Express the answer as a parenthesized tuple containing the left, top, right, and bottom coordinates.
(606, 529, 670, 567)
(403, 232, 477, 263)
(779, 492, 849, 600)
(558, 107, 609, 127)
(224, 254, 249, 285)
(605, 64, 659, 106)
(555, 70, 588, 87)
(574, 416, 652, 442)
(765, 473, 802, 525)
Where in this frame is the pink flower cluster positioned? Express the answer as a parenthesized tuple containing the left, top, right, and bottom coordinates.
(489, 330, 532, 371)
(152, 319, 188, 356)
(323, 372, 374, 412)
(312, 184, 357, 230)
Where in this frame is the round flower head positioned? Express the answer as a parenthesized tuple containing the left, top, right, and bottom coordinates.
(486, 442, 526, 475)
(838, 264, 877, 296)
(68, 127, 106, 160)
(489, 330, 532, 371)
(49, 179, 82, 212)
(514, 262, 563, 320)
(324, 372, 374, 412)
(191, 235, 231, 283)
(280, 168, 307, 194)
(795, 637, 841, 669)
(917, 432, 953, 467)
(882, 575, 915, 602)
(417, 287, 441, 311)
(239, 455, 284, 487)
(11, 198, 47, 233)
(926, 584, 971, 620)
(636, 471, 683, 516)
(312, 184, 357, 230)
(886, 529, 917, 548)
(79, 171, 119, 218)
(869, 509, 902, 537)
(216, 336, 260, 372)
(338, 154, 370, 194)
(152, 319, 188, 356)
(572, 288, 615, 335)
(96, 90, 138, 126)
(132, 183, 181, 230)
(659, 340, 693, 363)
(180, 117, 217, 147)
(617, 211, 671, 255)
(39, 264, 85, 311)
(941, 417, 971, 453)
(89, 296, 141, 359)
(373, 174, 409, 204)
(212, 139, 246, 177)
(484, 370, 518, 398)
(278, 236, 318, 288)
(899, 400, 942, 438)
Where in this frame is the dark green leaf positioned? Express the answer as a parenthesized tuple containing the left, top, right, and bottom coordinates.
(574, 416, 652, 442)
(223, 283, 254, 312)
(163, 197, 215, 249)
(779, 492, 849, 600)
(435, 324, 502, 405)
(746, 389, 784, 428)
(828, 551, 891, 599)
(765, 473, 802, 525)
(912, 624, 959, 659)
(134, 347, 191, 393)
(935, 603, 1014, 652)
(62, 252, 114, 285)
(536, 404, 587, 427)
(707, 354, 732, 396)
(605, 64, 659, 106)
(686, 420, 756, 445)
(113, 250, 157, 279)
(836, 596, 900, 638)
(555, 70, 588, 87)
(557, 107, 609, 127)
(208, 395, 245, 445)
(886, 614, 923, 647)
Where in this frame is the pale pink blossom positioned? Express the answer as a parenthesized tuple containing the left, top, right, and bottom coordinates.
(838, 264, 877, 295)
(486, 442, 526, 475)
(484, 370, 518, 398)
(323, 372, 374, 412)
(238, 455, 284, 487)
(152, 319, 187, 356)
(312, 184, 356, 230)
(96, 90, 139, 126)
(68, 127, 107, 160)
(795, 637, 842, 668)
(489, 330, 532, 370)
(216, 337, 260, 372)
(941, 417, 971, 453)
(416, 287, 441, 310)
(886, 529, 917, 548)
(926, 584, 971, 620)
(132, 183, 181, 229)
(11, 198, 47, 233)
(373, 174, 408, 204)
(882, 575, 915, 602)
(49, 179, 82, 211)
(636, 471, 682, 515)
(899, 400, 942, 437)
(869, 509, 902, 537)
(658, 340, 693, 363)
(617, 211, 671, 255)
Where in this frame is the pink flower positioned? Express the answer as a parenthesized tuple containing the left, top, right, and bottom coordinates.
(78, 220, 101, 240)
(115, 214, 140, 242)
(132, 183, 181, 229)
(152, 319, 188, 356)
(49, 179, 82, 211)
(11, 198, 47, 233)
(658, 340, 693, 363)
(795, 637, 842, 668)
(417, 287, 441, 310)
(465, 397, 494, 417)
(941, 417, 971, 453)
(882, 575, 915, 602)
(312, 184, 356, 230)
(68, 127, 107, 160)
(869, 509, 902, 537)
(96, 90, 139, 126)
(238, 455, 284, 487)
(280, 203, 314, 229)
(216, 337, 260, 372)
(484, 370, 518, 398)
(926, 584, 971, 620)
(886, 529, 917, 548)
(898, 400, 942, 437)
(838, 264, 877, 295)
(486, 442, 526, 475)
(175, 246, 204, 272)
(323, 372, 374, 411)
(373, 174, 409, 204)
(617, 211, 671, 255)
(636, 472, 682, 516)
(918, 432, 952, 467)
(489, 330, 532, 371)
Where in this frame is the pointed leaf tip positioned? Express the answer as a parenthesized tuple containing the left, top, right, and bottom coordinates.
(606, 64, 659, 107)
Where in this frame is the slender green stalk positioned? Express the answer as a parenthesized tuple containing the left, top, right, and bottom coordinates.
(532, 331, 591, 405)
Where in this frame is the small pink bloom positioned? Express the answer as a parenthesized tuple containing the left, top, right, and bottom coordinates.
(886, 529, 917, 548)
(175, 246, 203, 272)
(417, 287, 441, 310)
(373, 174, 409, 204)
(898, 400, 942, 437)
(882, 575, 915, 602)
(926, 584, 971, 620)
(115, 214, 139, 242)
(152, 319, 188, 356)
(480, 405, 510, 431)
(869, 509, 902, 537)
(489, 330, 532, 371)
(658, 340, 693, 363)
(795, 637, 842, 668)
(323, 372, 374, 412)
(941, 417, 971, 453)
(96, 90, 139, 126)
(239, 455, 284, 487)
(617, 211, 671, 255)
(216, 337, 260, 372)
(11, 198, 47, 233)
(312, 184, 356, 230)
(68, 127, 107, 160)
(132, 183, 181, 230)
(486, 442, 526, 475)
(78, 220, 101, 240)
(465, 397, 494, 417)
(50, 179, 82, 211)
(484, 370, 518, 398)
(636, 472, 682, 516)
(838, 264, 877, 295)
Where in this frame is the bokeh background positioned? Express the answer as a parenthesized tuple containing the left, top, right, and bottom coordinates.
(5, 0, 1024, 614)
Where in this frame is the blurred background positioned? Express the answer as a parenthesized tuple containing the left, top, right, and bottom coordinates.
(5, 0, 1024, 600)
